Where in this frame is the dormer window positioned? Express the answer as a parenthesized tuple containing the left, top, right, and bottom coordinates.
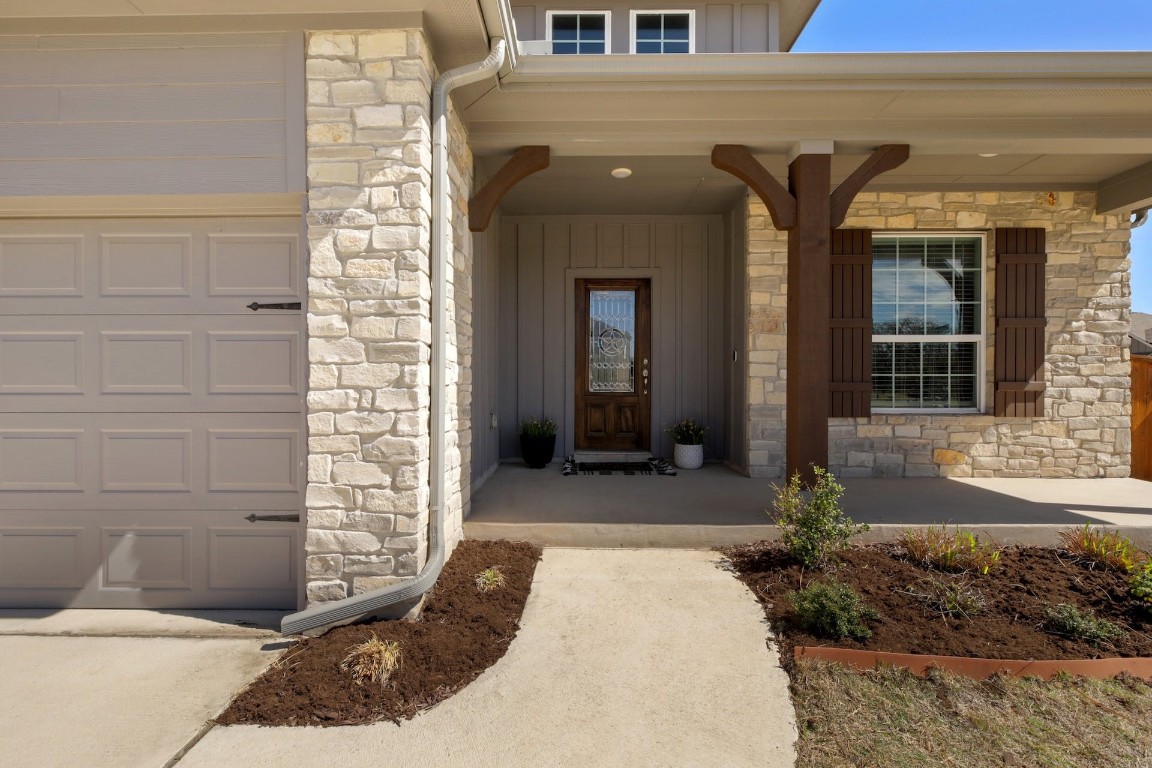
(547, 11, 610, 54)
(630, 11, 694, 53)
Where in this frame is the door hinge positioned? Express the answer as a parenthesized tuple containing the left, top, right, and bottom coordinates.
(246, 302, 302, 311)
(244, 513, 301, 523)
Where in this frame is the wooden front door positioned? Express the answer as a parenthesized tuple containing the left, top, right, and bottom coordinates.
(575, 279, 651, 451)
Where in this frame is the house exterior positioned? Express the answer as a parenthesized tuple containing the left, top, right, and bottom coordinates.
(0, 0, 1149, 622)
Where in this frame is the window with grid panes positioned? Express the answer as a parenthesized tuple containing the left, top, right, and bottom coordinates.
(871, 235, 984, 410)
(631, 11, 693, 53)
(548, 12, 609, 54)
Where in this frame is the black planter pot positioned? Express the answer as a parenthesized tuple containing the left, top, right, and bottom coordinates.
(520, 434, 556, 469)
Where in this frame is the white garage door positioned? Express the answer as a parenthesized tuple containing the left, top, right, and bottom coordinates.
(0, 216, 303, 608)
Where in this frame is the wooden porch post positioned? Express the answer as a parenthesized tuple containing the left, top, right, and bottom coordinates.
(712, 143, 909, 485)
(786, 154, 832, 482)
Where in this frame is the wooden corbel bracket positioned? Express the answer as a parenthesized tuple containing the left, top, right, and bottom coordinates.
(469, 146, 550, 232)
(829, 144, 910, 228)
(711, 144, 797, 230)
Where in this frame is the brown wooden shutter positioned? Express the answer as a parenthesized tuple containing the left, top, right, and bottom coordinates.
(829, 229, 872, 417)
(994, 227, 1047, 417)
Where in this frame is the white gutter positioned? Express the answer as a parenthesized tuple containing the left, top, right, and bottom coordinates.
(501, 51, 1152, 88)
(283, 36, 509, 636)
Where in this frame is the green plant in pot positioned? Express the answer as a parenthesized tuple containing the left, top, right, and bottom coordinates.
(667, 418, 705, 470)
(520, 418, 558, 469)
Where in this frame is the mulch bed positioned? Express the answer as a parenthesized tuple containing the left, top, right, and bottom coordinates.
(721, 542, 1152, 670)
(218, 539, 542, 727)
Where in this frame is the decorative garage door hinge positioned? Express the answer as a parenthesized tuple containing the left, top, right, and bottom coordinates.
(244, 514, 301, 523)
(246, 302, 302, 311)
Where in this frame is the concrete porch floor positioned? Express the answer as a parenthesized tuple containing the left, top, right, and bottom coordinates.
(465, 463, 1152, 548)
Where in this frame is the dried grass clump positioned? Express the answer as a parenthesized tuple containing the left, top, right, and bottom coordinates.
(903, 577, 986, 621)
(475, 566, 506, 592)
(899, 526, 1001, 575)
(340, 634, 402, 686)
(1058, 524, 1146, 572)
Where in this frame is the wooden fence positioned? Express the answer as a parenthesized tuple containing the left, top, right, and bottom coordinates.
(1133, 356, 1152, 481)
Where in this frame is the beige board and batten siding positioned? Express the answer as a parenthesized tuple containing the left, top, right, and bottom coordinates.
(0, 216, 304, 608)
(0, 32, 304, 195)
(498, 216, 731, 462)
(511, 2, 779, 54)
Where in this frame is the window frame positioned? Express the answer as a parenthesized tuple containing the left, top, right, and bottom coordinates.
(546, 10, 612, 55)
(870, 231, 988, 415)
(629, 9, 696, 54)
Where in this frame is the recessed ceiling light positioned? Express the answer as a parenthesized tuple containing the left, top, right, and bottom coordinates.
(978, 153, 999, 158)
(611, 167, 633, 179)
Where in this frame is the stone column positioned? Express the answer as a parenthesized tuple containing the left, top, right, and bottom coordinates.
(303, 30, 435, 602)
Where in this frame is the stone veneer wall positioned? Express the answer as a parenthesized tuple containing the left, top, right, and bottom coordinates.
(746, 191, 1131, 479)
(303, 29, 474, 603)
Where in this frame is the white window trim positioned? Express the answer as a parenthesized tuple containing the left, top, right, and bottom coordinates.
(629, 9, 696, 54)
(546, 10, 612, 54)
(871, 231, 988, 415)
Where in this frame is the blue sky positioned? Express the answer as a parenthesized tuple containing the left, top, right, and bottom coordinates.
(792, 0, 1152, 314)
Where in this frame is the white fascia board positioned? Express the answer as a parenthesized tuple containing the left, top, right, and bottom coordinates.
(1097, 158, 1152, 215)
(504, 51, 1152, 88)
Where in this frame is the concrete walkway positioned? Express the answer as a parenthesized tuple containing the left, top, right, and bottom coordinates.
(0, 610, 286, 768)
(179, 549, 796, 768)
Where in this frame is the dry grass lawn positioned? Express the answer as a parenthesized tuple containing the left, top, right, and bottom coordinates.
(792, 660, 1152, 768)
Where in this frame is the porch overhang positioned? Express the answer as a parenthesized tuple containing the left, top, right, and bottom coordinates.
(466, 51, 1152, 216)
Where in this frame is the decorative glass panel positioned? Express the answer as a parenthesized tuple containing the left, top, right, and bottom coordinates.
(588, 290, 636, 392)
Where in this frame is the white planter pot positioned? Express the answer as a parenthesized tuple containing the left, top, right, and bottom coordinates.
(673, 442, 704, 470)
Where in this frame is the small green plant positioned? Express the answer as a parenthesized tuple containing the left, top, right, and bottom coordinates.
(1058, 524, 1144, 572)
(666, 418, 706, 445)
(899, 526, 1001, 575)
(341, 634, 402, 685)
(788, 579, 878, 641)
(1044, 603, 1125, 647)
(474, 566, 506, 593)
(1131, 561, 1152, 606)
(519, 417, 558, 437)
(904, 578, 986, 620)
(771, 466, 868, 569)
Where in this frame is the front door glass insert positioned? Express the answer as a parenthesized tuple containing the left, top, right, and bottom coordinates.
(587, 289, 636, 392)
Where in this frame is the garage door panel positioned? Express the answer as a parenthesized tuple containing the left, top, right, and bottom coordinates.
(0, 236, 84, 296)
(0, 316, 301, 412)
(0, 413, 301, 510)
(103, 528, 192, 589)
(0, 332, 85, 393)
(101, 234, 192, 296)
(0, 513, 297, 608)
(101, 430, 192, 492)
(0, 429, 84, 491)
(0, 219, 302, 315)
(0, 528, 85, 588)
(208, 234, 299, 296)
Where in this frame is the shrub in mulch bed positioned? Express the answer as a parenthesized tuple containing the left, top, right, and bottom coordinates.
(721, 542, 1152, 671)
(217, 539, 542, 727)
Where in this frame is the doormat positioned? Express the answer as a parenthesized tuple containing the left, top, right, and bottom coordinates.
(561, 457, 677, 476)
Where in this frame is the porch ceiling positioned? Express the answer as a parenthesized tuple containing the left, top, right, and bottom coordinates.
(466, 52, 1152, 214)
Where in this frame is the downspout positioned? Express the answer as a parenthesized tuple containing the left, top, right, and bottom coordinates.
(1133, 207, 1149, 229)
(283, 37, 509, 636)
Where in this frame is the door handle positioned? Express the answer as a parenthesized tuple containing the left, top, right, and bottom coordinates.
(642, 358, 649, 395)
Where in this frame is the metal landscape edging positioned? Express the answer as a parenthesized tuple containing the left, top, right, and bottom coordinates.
(795, 646, 1152, 681)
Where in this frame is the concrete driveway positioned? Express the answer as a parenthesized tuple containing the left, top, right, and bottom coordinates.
(0, 610, 287, 768)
